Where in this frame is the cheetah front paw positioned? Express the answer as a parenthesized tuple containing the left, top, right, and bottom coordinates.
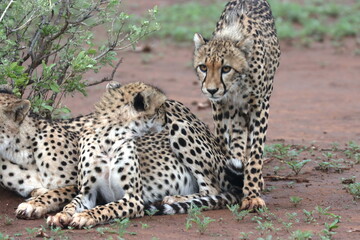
(241, 196, 266, 210)
(47, 212, 73, 228)
(16, 202, 47, 219)
(162, 195, 189, 204)
(70, 212, 96, 229)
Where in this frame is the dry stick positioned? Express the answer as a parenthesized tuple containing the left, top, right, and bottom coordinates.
(0, 0, 14, 23)
(264, 175, 309, 183)
(86, 58, 123, 87)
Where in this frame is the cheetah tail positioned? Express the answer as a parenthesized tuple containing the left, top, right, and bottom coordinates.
(144, 191, 244, 215)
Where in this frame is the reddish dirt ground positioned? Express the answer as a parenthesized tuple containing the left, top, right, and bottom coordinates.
(1, 0, 360, 239)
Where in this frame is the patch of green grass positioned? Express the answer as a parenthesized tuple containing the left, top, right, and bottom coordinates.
(3, 215, 13, 226)
(291, 230, 313, 240)
(347, 182, 360, 200)
(142, 0, 360, 44)
(290, 196, 303, 207)
(95, 218, 134, 238)
(286, 159, 311, 175)
(227, 204, 251, 221)
(185, 204, 215, 234)
(264, 143, 298, 160)
(315, 159, 345, 173)
(0, 233, 12, 240)
(303, 209, 316, 223)
(344, 141, 360, 163)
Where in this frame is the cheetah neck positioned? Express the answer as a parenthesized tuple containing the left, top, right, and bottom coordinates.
(211, 88, 249, 159)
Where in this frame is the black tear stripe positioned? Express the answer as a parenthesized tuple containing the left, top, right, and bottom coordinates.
(220, 58, 227, 95)
(220, 74, 227, 95)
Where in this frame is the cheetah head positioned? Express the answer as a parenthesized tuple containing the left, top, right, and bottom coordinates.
(0, 86, 31, 145)
(193, 33, 253, 101)
(96, 82, 167, 133)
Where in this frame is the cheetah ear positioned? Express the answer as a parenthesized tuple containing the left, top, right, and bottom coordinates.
(235, 36, 253, 58)
(133, 92, 147, 112)
(106, 81, 121, 90)
(194, 33, 207, 51)
(5, 99, 31, 123)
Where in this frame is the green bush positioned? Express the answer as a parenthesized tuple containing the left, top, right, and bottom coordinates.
(0, 0, 158, 118)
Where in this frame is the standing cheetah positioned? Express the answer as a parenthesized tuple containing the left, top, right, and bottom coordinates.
(193, 0, 280, 209)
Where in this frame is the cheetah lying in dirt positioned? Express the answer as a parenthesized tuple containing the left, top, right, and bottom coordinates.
(0, 82, 243, 228)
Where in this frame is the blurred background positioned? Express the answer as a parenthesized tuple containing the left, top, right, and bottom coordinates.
(63, 0, 360, 144)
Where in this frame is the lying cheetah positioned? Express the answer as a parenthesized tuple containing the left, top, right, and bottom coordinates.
(193, 0, 281, 209)
(1, 82, 243, 227)
(46, 82, 244, 228)
(0, 86, 89, 217)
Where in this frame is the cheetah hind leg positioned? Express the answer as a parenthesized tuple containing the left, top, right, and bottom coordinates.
(16, 186, 78, 219)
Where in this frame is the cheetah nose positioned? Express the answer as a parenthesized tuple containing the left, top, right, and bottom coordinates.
(207, 88, 219, 95)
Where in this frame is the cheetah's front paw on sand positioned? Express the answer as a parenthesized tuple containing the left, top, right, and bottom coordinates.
(241, 196, 266, 210)
(16, 202, 47, 219)
(69, 212, 97, 229)
(47, 212, 73, 228)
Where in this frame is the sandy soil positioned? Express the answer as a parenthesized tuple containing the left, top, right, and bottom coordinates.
(1, 0, 360, 239)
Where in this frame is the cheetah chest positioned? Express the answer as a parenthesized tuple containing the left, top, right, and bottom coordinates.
(80, 129, 139, 204)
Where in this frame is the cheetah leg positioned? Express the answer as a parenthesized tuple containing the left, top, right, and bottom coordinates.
(15, 186, 78, 219)
(163, 193, 217, 204)
(46, 192, 95, 228)
(70, 194, 144, 228)
(240, 103, 268, 210)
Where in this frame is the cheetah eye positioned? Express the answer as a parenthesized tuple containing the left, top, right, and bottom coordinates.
(198, 64, 207, 73)
(221, 66, 232, 74)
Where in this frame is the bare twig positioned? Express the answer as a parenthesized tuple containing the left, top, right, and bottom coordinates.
(0, 0, 14, 23)
(264, 175, 309, 183)
(86, 58, 122, 87)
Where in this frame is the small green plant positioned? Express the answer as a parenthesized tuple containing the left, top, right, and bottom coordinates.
(256, 221, 275, 232)
(315, 159, 345, 173)
(25, 227, 41, 238)
(287, 181, 296, 188)
(291, 230, 313, 240)
(113, 218, 133, 238)
(141, 223, 150, 229)
(320, 219, 339, 239)
(3, 215, 13, 225)
(290, 196, 303, 207)
(264, 143, 291, 160)
(145, 208, 159, 218)
(96, 226, 111, 235)
(286, 159, 311, 175)
(96, 218, 133, 238)
(0, 233, 12, 240)
(282, 221, 293, 232)
(347, 182, 360, 200)
(344, 141, 360, 163)
(286, 212, 299, 222)
(239, 231, 253, 240)
(263, 186, 276, 193)
(315, 206, 331, 217)
(185, 204, 215, 234)
(256, 207, 277, 221)
(273, 165, 280, 175)
(257, 234, 273, 240)
(227, 204, 251, 221)
(303, 209, 316, 223)
(341, 176, 356, 184)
